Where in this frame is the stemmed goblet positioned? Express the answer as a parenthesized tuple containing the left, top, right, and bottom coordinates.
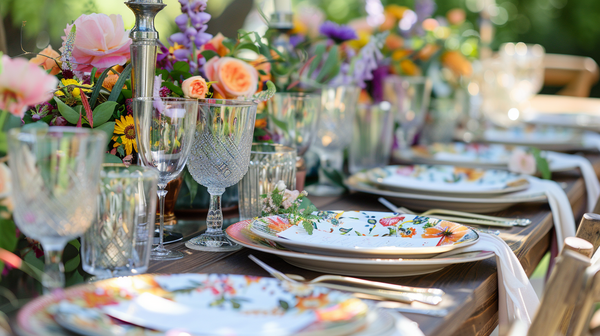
(185, 99, 257, 252)
(7, 127, 106, 291)
(133, 97, 198, 260)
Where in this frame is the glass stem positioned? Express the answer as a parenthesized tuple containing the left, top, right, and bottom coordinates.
(157, 187, 168, 249)
(206, 188, 225, 234)
(42, 248, 65, 293)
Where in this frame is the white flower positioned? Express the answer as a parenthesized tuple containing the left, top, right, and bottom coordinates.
(275, 180, 287, 192)
(282, 189, 300, 209)
(301, 190, 308, 197)
(508, 148, 536, 175)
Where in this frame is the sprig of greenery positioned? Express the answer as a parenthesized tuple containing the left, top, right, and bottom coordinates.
(261, 182, 319, 235)
(531, 147, 551, 180)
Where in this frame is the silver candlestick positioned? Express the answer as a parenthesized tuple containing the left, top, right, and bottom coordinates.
(125, 0, 166, 100)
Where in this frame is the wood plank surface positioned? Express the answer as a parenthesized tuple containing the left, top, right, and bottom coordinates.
(144, 161, 595, 336)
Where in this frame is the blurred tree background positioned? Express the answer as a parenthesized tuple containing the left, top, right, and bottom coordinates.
(2, 0, 600, 96)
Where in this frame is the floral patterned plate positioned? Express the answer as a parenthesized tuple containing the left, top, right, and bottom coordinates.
(250, 211, 479, 258)
(367, 165, 529, 196)
(227, 219, 494, 277)
(16, 274, 374, 336)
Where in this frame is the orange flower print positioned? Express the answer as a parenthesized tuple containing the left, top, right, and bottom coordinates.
(379, 216, 405, 227)
(454, 167, 485, 182)
(399, 227, 417, 238)
(265, 216, 292, 232)
(82, 291, 120, 308)
(295, 293, 330, 311)
(421, 221, 469, 246)
(244, 275, 261, 286)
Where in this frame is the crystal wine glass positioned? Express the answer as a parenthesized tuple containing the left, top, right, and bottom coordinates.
(185, 99, 257, 252)
(133, 97, 198, 260)
(7, 127, 106, 291)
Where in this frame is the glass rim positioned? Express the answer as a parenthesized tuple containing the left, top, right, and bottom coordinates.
(274, 92, 321, 99)
(197, 98, 257, 107)
(101, 163, 159, 178)
(251, 142, 296, 155)
(8, 126, 106, 140)
(134, 97, 198, 103)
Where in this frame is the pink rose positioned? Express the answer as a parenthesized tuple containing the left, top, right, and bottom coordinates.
(282, 189, 300, 209)
(203, 56, 259, 99)
(61, 13, 132, 73)
(182, 76, 209, 99)
(508, 148, 536, 175)
(0, 55, 58, 118)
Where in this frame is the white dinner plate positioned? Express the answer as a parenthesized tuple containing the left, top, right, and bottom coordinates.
(345, 174, 547, 213)
(475, 126, 600, 152)
(250, 211, 479, 258)
(366, 165, 529, 196)
(523, 113, 600, 131)
(226, 220, 495, 277)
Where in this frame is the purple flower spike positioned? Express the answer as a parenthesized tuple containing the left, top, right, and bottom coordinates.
(184, 27, 198, 39)
(319, 21, 358, 43)
(175, 14, 189, 30)
(173, 48, 191, 60)
(169, 32, 190, 48)
(289, 34, 305, 47)
(195, 32, 213, 47)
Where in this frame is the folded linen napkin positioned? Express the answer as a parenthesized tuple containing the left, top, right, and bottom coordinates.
(546, 152, 600, 212)
(461, 233, 540, 329)
(521, 177, 576, 251)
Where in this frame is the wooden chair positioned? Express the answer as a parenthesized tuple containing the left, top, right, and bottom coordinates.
(544, 54, 599, 98)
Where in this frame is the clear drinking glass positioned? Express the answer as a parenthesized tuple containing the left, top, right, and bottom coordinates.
(349, 102, 395, 174)
(238, 143, 296, 221)
(81, 164, 158, 280)
(383, 76, 432, 149)
(306, 85, 360, 196)
(185, 99, 257, 252)
(267, 92, 321, 191)
(499, 42, 545, 102)
(133, 97, 198, 261)
(7, 127, 106, 291)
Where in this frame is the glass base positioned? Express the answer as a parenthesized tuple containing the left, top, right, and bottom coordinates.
(150, 246, 184, 261)
(185, 232, 242, 252)
(305, 183, 345, 196)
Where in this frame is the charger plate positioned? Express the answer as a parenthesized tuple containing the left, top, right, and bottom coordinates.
(226, 220, 494, 277)
(393, 143, 575, 172)
(250, 211, 479, 258)
(16, 274, 376, 336)
(366, 165, 529, 196)
(345, 174, 547, 213)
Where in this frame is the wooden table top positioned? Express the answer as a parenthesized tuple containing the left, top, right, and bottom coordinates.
(147, 159, 597, 336)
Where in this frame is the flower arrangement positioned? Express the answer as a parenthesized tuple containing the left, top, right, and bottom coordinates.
(508, 147, 551, 179)
(261, 181, 319, 235)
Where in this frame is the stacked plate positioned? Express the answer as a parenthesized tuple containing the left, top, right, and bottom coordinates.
(346, 164, 547, 212)
(17, 273, 409, 336)
(226, 211, 494, 277)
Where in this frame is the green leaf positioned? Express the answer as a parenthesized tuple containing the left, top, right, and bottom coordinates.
(183, 168, 199, 206)
(237, 42, 259, 54)
(65, 271, 84, 287)
(0, 219, 18, 252)
(104, 153, 122, 163)
(21, 121, 49, 132)
(163, 82, 184, 97)
(316, 45, 340, 82)
(23, 250, 44, 272)
(302, 220, 314, 235)
(173, 61, 190, 74)
(90, 67, 98, 85)
(89, 67, 114, 109)
(64, 254, 80, 273)
(108, 63, 132, 102)
(117, 146, 125, 157)
(532, 148, 552, 180)
(308, 44, 326, 76)
(200, 50, 219, 61)
(96, 122, 115, 147)
(53, 97, 80, 124)
(278, 300, 290, 311)
(222, 39, 236, 52)
(92, 101, 117, 127)
(121, 89, 132, 99)
(320, 167, 347, 191)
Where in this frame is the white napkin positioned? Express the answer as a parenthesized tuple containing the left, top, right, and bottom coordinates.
(546, 152, 600, 212)
(514, 177, 575, 251)
(103, 293, 316, 336)
(461, 233, 540, 329)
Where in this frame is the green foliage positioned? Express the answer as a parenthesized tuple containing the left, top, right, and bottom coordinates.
(321, 168, 348, 192)
(107, 63, 132, 102)
(92, 101, 117, 127)
(532, 148, 552, 180)
(261, 184, 320, 235)
(182, 167, 199, 206)
(54, 97, 82, 124)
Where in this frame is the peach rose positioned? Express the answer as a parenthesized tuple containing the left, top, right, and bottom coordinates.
(441, 51, 472, 77)
(204, 57, 259, 99)
(447, 8, 466, 26)
(181, 76, 209, 99)
(30, 45, 61, 75)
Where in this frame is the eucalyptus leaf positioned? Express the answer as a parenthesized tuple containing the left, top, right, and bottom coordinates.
(96, 122, 115, 147)
(237, 42, 259, 54)
(22, 122, 49, 132)
(183, 168, 199, 206)
(104, 153, 122, 163)
(0, 219, 18, 252)
(54, 97, 80, 124)
(316, 45, 340, 83)
(201, 50, 219, 61)
(92, 101, 118, 127)
(308, 44, 326, 76)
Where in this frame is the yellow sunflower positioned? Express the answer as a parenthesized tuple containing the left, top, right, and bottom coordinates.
(55, 78, 92, 98)
(112, 115, 138, 156)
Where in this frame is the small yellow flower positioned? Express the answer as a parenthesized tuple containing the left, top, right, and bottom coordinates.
(56, 78, 92, 98)
(111, 115, 138, 156)
(348, 31, 370, 50)
(385, 5, 409, 20)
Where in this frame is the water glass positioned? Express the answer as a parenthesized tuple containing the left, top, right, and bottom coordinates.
(306, 85, 360, 196)
(238, 144, 296, 221)
(7, 127, 106, 291)
(186, 99, 257, 252)
(82, 164, 158, 280)
(383, 76, 432, 149)
(499, 42, 545, 102)
(349, 102, 394, 174)
(134, 97, 198, 261)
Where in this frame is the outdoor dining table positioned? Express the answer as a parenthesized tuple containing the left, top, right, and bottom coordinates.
(144, 155, 600, 336)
